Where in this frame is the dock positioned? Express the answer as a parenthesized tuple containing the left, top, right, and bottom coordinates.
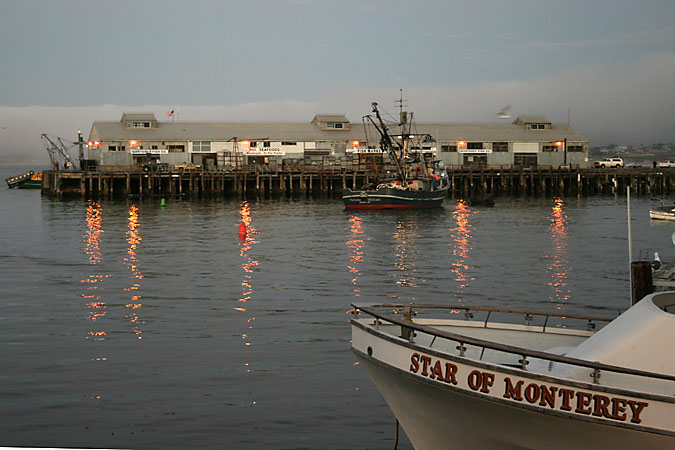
(40, 165, 675, 198)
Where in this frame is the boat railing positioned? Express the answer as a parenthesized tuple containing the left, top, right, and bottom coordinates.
(352, 303, 675, 385)
(379, 303, 615, 331)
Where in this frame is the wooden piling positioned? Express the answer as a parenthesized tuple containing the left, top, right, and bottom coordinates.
(631, 261, 653, 305)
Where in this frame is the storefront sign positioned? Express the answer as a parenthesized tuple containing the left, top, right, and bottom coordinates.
(459, 149, 492, 154)
(347, 148, 383, 154)
(131, 149, 168, 155)
(244, 148, 285, 156)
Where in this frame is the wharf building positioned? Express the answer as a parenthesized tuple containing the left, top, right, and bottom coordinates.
(85, 113, 589, 171)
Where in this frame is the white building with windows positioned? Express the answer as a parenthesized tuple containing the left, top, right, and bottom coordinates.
(86, 112, 589, 169)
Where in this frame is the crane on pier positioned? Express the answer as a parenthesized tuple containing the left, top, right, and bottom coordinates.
(227, 137, 269, 171)
(41, 134, 77, 171)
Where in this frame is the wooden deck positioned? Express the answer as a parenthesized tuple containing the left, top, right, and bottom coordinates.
(40, 165, 675, 198)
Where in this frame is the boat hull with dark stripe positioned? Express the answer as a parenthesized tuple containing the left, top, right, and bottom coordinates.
(342, 187, 448, 210)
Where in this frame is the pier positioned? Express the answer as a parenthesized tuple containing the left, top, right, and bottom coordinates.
(41, 165, 675, 198)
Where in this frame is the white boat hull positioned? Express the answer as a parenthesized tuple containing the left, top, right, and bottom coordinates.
(356, 351, 672, 449)
(351, 296, 675, 449)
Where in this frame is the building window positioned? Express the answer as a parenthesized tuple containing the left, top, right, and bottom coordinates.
(263, 141, 270, 148)
(542, 145, 558, 152)
(108, 145, 116, 151)
(514, 154, 538, 167)
(152, 145, 158, 149)
(441, 145, 457, 152)
(167, 145, 185, 153)
(326, 122, 343, 129)
(467, 142, 483, 149)
(529, 124, 546, 130)
(193, 141, 211, 152)
(250, 141, 257, 148)
(281, 141, 296, 146)
(567, 145, 583, 152)
(131, 122, 151, 128)
(492, 142, 508, 152)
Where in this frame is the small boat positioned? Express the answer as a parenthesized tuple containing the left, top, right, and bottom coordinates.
(5, 171, 42, 189)
(343, 99, 449, 210)
(351, 293, 675, 449)
(649, 205, 675, 221)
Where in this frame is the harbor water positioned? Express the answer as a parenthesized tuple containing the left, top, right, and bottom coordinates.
(1, 164, 674, 449)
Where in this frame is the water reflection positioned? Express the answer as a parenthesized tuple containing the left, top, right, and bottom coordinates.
(82, 200, 108, 336)
(84, 200, 103, 265)
(449, 200, 476, 300)
(123, 204, 144, 339)
(546, 198, 571, 308)
(346, 216, 366, 297)
(236, 201, 259, 375)
(392, 219, 419, 293)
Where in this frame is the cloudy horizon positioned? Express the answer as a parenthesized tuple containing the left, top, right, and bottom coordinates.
(1, 0, 674, 164)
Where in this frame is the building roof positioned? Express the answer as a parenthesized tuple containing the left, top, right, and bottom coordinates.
(513, 115, 551, 124)
(312, 114, 349, 123)
(89, 115, 588, 144)
(121, 113, 157, 122)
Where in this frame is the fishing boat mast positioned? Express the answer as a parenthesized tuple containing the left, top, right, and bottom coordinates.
(367, 101, 409, 184)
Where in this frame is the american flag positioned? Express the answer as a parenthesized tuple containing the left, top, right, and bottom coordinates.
(167, 110, 174, 117)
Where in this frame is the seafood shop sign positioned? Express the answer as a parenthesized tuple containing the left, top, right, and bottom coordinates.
(409, 352, 650, 425)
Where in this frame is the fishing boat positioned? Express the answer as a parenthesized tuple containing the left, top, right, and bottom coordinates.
(343, 100, 449, 210)
(351, 293, 675, 449)
(5, 171, 42, 189)
(649, 205, 675, 221)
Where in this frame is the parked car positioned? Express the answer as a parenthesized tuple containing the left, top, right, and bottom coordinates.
(657, 161, 675, 168)
(593, 157, 624, 168)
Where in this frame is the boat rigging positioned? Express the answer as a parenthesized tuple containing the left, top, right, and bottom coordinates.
(41, 133, 77, 170)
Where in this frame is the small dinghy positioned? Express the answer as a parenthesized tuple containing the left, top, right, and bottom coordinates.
(649, 205, 675, 221)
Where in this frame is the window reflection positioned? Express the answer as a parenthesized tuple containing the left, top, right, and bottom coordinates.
(392, 219, 419, 291)
(346, 216, 366, 297)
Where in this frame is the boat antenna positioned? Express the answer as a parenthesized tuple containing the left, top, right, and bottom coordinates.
(627, 185, 632, 307)
(396, 88, 407, 125)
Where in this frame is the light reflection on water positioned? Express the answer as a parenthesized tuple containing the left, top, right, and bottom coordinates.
(83, 200, 107, 340)
(237, 201, 259, 386)
(124, 204, 144, 338)
(449, 199, 476, 301)
(546, 198, 571, 309)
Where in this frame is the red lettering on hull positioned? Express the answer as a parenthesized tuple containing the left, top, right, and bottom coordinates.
(501, 377, 649, 424)
(409, 352, 458, 386)
(408, 355, 651, 425)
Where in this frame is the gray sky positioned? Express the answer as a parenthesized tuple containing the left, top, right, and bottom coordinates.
(1, 0, 674, 163)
